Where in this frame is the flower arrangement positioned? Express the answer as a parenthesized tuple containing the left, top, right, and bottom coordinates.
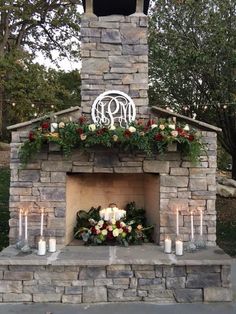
(74, 202, 154, 246)
(19, 115, 203, 165)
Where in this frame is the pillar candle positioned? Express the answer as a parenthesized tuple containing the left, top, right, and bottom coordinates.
(19, 208, 23, 238)
(48, 237, 57, 253)
(175, 240, 183, 256)
(24, 210, 28, 241)
(37, 238, 46, 256)
(164, 237, 172, 254)
(40, 208, 44, 237)
(199, 208, 203, 236)
(191, 211, 194, 240)
(176, 208, 179, 236)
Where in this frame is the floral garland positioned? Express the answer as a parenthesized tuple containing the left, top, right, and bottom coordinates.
(19, 116, 203, 165)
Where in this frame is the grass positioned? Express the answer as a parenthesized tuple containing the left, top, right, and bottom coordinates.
(0, 168, 10, 251)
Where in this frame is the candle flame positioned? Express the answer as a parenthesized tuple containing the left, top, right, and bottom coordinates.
(24, 209, 28, 216)
(41, 207, 44, 214)
(19, 208, 24, 214)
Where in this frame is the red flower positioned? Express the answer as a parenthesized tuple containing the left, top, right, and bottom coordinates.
(124, 129, 132, 138)
(41, 121, 49, 130)
(107, 231, 114, 240)
(147, 119, 155, 127)
(91, 226, 97, 235)
(177, 128, 188, 138)
(96, 129, 104, 136)
(154, 133, 164, 141)
(76, 128, 83, 135)
(28, 131, 35, 142)
(116, 221, 121, 228)
(79, 116, 86, 125)
(188, 134, 195, 141)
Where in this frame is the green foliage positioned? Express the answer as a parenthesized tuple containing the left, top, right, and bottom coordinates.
(19, 117, 204, 165)
(0, 168, 10, 251)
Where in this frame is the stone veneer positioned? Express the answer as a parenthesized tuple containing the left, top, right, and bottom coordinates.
(80, 14, 149, 119)
(8, 115, 217, 248)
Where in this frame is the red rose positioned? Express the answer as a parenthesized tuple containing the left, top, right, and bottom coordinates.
(41, 121, 49, 130)
(154, 133, 164, 141)
(147, 119, 155, 127)
(107, 231, 114, 240)
(124, 129, 132, 138)
(91, 226, 97, 235)
(28, 131, 35, 142)
(76, 128, 83, 135)
(79, 116, 86, 125)
(96, 129, 104, 136)
(116, 221, 121, 228)
(188, 134, 195, 141)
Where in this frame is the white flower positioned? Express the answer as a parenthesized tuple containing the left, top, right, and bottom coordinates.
(184, 124, 190, 131)
(120, 221, 126, 228)
(119, 228, 123, 234)
(88, 124, 96, 131)
(111, 219, 116, 225)
(107, 225, 113, 231)
(98, 220, 104, 227)
(127, 226, 132, 233)
(112, 228, 120, 237)
(113, 135, 118, 142)
(95, 225, 101, 230)
(151, 124, 158, 129)
(109, 125, 116, 130)
(159, 124, 165, 130)
(58, 122, 65, 128)
(171, 130, 178, 137)
(169, 124, 176, 130)
(80, 134, 87, 141)
(101, 229, 108, 236)
(128, 126, 136, 133)
(137, 224, 143, 230)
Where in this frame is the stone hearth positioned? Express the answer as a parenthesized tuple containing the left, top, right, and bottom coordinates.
(0, 244, 232, 303)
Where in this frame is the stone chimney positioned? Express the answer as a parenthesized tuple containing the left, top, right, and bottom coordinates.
(80, 0, 150, 120)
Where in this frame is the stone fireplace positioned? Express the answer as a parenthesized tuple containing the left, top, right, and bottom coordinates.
(1, 0, 232, 305)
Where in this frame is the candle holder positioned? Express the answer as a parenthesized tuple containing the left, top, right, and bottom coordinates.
(20, 240, 32, 253)
(15, 237, 24, 250)
(195, 235, 206, 249)
(186, 238, 197, 253)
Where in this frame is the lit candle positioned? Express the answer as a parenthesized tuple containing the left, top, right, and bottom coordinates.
(24, 209, 28, 241)
(175, 240, 183, 256)
(48, 237, 57, 253)
(19, 208, 23, 238)
(176, 208, 179, 236)
(199, 208, 203, 236)
(40, 208, 44, 237)
(37, 238, 46, 256)
(164, 237, 172, 254)
(191, 211, 194, 240)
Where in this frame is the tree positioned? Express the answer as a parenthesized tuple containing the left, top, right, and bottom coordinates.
(0, 0, 81, 138)
(149, 0, 236, 178)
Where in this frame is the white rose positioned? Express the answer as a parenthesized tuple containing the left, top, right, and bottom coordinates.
(109, 125, 116, 130)
(184, 124, 190, 131)
(95, 225, 100, 230)
(127, 226, 132, 233)
(171, 130, 178, 137)
(159, 124, 165, 130)
(88, 124, 96, 131)
(120, 221, 126, 227)
(101, 229, 108, 236)
(169, 124, 176, 130)
(151, 124, 158, 129)
(111, 219, 116, 225)
(98, 220, 104, 227)
(128, 126, 136, 133)
(112, 228, 120, 237)
(58, 122, 65, 128)
(119, 228, 123, 234)
(113, 135, 118, 142)
(80, 134, 87, 141)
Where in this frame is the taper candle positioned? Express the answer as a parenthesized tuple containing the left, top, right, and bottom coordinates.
(24, 210, 28, 241)
(199, 208, 203, 236)
(19, 208, 23, 238)
(176, 208, 179, 236)
(191, 211, 194, 240)
(40, 208, 44, 237)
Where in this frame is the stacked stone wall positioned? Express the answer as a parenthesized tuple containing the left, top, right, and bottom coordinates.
(0, 264, 232, 303)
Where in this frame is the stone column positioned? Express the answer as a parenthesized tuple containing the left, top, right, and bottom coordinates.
(135, 0, 145, 15)
(85, 0, 95, 16)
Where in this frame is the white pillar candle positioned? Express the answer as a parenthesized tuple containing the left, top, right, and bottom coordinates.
(176, 208, 179, 236)
(24, 211, 28, 241)
(164, 237, 172, 254)
(175, 240, 183, 256)
(191, 211, 194, 240)
(19, 208, 23, 238)
(199, 208, 203, 236)
(48, 237, 57, 253)
(40, 208, 44, 237)
(37, 238, 46, 256)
